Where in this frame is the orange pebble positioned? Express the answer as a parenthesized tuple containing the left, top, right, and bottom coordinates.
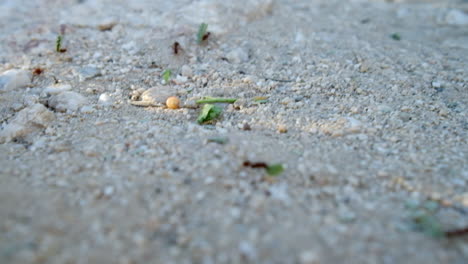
(166, 96, 180, 109)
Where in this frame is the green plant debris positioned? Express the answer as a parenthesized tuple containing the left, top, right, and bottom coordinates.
(391, 33, 401, 41)
(206, 137, 228, 144)
(197, 104, 222, 124)
(253, 96, 269, 104)
(411, 211, 444, 238)
(266, 164, 284, 176)
(162, 69, 172, 83)
(405, 199, 444, 238)
(56, 35, 64, 52)
(197, 23, 208, 44)
(196, 97, 237, 104)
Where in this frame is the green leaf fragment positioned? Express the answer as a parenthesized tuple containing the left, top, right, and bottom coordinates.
(253, 96, 269, 104)
(197, 23, 208, 44)
(162, 69, 172, 83)
(412, 212, 444, 238)
(207, 137, 228, 144)
(391, 33, 401, 41)
(197, 104, 222, 124)
(266, 164, 284, 176)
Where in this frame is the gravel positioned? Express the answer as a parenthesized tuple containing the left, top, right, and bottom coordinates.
(0, 0, 467, 263)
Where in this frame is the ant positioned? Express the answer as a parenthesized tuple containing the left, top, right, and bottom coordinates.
(202, 32, 211, 42)
(243, 161, 268, 169)
(173, 42, 181, 55)
(32, 68, 44, 75)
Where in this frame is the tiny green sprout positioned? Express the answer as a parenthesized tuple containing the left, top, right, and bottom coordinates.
(266, 164, 284, 176)
(56, 35, 62, 52)
(162, 69, 172, 83)
(391, 33, 401, 41)
(197, 23, 208, 44)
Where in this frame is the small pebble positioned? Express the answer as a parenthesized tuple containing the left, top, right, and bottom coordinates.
(181, 65, 193, 77)
(78, 66, 101, 81)
(445, 9, 468, 26)
(299, 250, 320, 264)
(226, 48, 249, 64)
(277, 124, 288, 133)
(0, 69, 31, 92)
(98, 93, 113, 106)
(48, 91, 88, 112)
(431, 81, 442, 89)
(43, 84, 72, 95)
(0, 104, 55, 143)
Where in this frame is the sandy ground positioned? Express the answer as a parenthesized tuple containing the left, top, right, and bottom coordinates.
(0, 0, 467, 263)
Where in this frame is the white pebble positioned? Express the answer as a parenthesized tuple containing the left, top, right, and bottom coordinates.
(174, 75, 188, 84)
(43, 84, 72, 95)
(103, 186, 114, 196)
(0, 104, 55, 143)
(0, 69, 31, 92)
(80, 105, 95, 113)
(299, 250, 320, 264)
(445, 9, 468, 26)
(226, 48, 249, 64)
(181, 65, 193, 77)
(48, 91, 88, 112)
(431, 81, 442, 89)
(98, 93, 113, 106)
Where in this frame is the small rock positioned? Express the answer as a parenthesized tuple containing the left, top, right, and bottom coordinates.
(80, 105, 95, 113)
(431, 81, 442, 89)
(0, 69, 31, 92)
(238, 241, 256, 260)
(281, 97, 294, 105)
(377, 104, 392, 113)
(78, 66, 101, 81)
(0, 104, 55, 143)
(174, 75, 188, 84)
(103, 186, 114, 196)
(438, 108, 449, 117)
(48, 91, 88, 112)
(233, 99, 248, 109)
(140, 86, 173, 105)
(43, 84, 72, 95)
(445, 9, 468, 26)
(184, 99, 198, 109)
(359, 62, 369, 73)
(277, 124, 288, 133)
(299, 250, 320, 264)
(226, 48, 249, 64)
(98, 93, 113, 106)
(345, 117, 363, 134)
(181, 65, 193, 77)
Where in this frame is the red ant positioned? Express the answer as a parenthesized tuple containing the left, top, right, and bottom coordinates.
(243, 161, 268, 169)
(32, 68, 44, 75)
(202, 32, 211, 42)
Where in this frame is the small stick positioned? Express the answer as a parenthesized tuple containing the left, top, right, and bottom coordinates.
(445, 227, 468, 238)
